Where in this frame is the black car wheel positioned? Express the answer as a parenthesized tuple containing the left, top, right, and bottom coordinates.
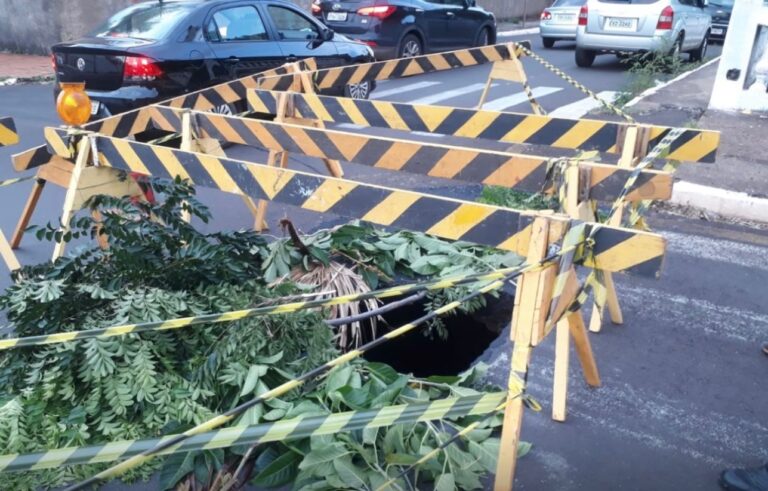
(690, 32, 708, 62)
(475, 27, 490, 47)
(398, 34, 423, 58)
(575, 48, 595, 68)
(344, 81, 371, 100)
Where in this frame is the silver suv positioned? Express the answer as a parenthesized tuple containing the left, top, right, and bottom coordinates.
(574, 0, 711, 67)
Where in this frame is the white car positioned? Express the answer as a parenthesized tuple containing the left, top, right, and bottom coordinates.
(574, 0, 711, 67)
(539, 0, 584, 48)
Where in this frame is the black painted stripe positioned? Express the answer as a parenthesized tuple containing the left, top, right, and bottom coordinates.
(326, 184, 390, 218)
(351, 138, 397, 166)
(272, 173, 326, 207)
(442, 52, 462, 68)
(455, 153, 514, 184)
(475, 113, 528, 141)
(432, 108, 474, 137)
(131, 145, 172, 179)
(302, 128, 347, 162)
(468, 47, 489, 65)
(387, 102, 431, 133)
(578, 123, 618, 152)
(527, 119, 580, 146)
(461, 209, 523, 246)
(400, 145, 451, 175)
(355, 99, 393, 129)
(390, 196, 460, 235)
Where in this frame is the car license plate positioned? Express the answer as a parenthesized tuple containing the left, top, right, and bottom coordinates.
(606, 17, 637, 32)
(90, 101, 100, 116)
(555, 14, 575, 23)
(327, 12, 347, 21)
(712, 28, 723, 35)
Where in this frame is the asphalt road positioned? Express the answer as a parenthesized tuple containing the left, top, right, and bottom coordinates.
(0, 36, 763, 491)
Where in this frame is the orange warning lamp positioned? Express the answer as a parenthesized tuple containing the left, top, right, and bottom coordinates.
(56, 82, 91, 126)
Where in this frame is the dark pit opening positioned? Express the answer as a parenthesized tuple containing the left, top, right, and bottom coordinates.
(363, 287, 514, 377)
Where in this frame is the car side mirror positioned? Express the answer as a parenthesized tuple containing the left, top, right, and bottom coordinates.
(323, 28, 335, 41)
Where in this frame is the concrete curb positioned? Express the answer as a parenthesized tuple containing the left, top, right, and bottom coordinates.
(625, 56, 721, 108)
(671, 181, 768, 223)
(497, 27, 540, 37)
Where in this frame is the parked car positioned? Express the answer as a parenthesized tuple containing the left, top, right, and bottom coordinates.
(574, 0, 711, 67)
(51, 0, 376, 120)
(310, 0, 496, 60)
(705, 0, 733, 42)
(540, 0, 584, 48)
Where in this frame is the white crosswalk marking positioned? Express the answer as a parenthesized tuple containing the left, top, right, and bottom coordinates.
(549, 91, 619, 118)
(409, 82, 489, 105)
(371, 81, 441, 100)
(480, 86, 562, 111)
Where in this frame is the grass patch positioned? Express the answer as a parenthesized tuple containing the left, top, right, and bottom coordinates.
(614, 52, 703, 107)
(478, 186, 558, 210)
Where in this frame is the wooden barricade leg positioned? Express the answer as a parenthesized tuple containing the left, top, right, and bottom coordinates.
(11, 177, 45, 249)
(0, 230, 21, 271)
(588, 126, 651, 332)
(51, 138, 90, 261)
(479, 44, 543, 115)
(551, 267, 601, 422)
(550, 163, 600, 422)
(494, 218, 555, 491)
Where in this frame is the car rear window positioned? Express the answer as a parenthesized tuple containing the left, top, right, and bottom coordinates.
(91, 4, 194, 40)
(709, 0, 733, 6)
(553, 0, 585, 6)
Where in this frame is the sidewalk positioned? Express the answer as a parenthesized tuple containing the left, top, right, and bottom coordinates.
(0, 52, 53, 81)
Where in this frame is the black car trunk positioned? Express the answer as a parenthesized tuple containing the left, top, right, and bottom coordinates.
(52, 37, 154, 91)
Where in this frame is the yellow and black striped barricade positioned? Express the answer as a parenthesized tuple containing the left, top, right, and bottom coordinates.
(257, 42, 528, 93)
(0, 116, 19, 147)
(247, 89, 721, 164)
(0, 116, 21, 271)
(139, 106, 673, 203)
(51, 132, 667, 277)
(0, 392, 506, 472)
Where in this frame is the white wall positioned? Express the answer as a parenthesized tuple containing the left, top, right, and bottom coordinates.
(709, 0, 768, 112)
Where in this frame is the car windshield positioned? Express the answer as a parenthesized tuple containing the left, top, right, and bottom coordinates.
(553, 0, 584, 6)
(709, 0, 734, 7)
(91, 3, 194, 40)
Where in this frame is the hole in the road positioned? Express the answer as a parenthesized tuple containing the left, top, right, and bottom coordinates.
(364, 288, 514, 377)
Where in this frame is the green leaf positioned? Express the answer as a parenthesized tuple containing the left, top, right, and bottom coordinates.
(366, 362, 399, 385)
(468, 439, 497, 472)
(299, 443, 350, 469)
(435, 473, 456, 491)
(385, 453, 419, 465)
(240, 364, 268, 397)
(362, 426, 378, 445)
(159, 451, 197, 490)
(332, 456, 368, 489)
(518, 441, 532, 458)
(252, 450, 301, 487)
(325, 365, 352, 393)
(337, 385, 372, 410)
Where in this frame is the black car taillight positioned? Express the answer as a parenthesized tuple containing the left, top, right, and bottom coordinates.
(123, 56, 164, 82)
(357, 5, 397, 19)
(541, 10, 552, 20)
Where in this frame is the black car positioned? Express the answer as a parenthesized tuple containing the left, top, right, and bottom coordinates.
(52, 0, 375, 120)
(311, 0, 496, 60)
(705, 0, 733, 43)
